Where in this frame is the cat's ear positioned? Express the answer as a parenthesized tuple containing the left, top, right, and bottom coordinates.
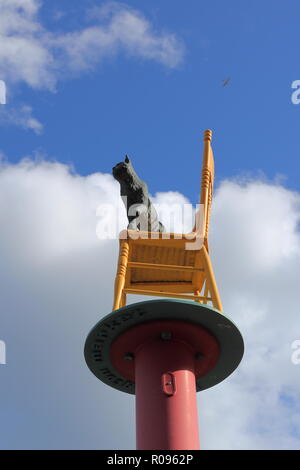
(124, 155, 130, 163)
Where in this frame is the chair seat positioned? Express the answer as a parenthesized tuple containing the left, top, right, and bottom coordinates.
(130, 242, 197, 283)
(121, 229, 205, 291)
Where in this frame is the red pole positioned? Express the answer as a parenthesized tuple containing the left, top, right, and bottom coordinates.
(135, 336, 200, 450)
(86, 302, 243, 451)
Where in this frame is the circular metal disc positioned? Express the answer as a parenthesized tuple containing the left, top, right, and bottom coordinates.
(84, 299, 244, 394)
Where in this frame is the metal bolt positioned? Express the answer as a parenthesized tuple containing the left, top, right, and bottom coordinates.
(195, 352, 205, 361)
(123, 352, 134, 361)
(217, 323, 232, 329)
(160, 331, 172, 340)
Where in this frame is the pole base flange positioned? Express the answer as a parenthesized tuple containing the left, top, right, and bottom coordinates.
(84, 299, 244, 394)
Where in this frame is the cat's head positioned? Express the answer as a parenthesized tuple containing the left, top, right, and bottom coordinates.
(112, 155, 133, 182)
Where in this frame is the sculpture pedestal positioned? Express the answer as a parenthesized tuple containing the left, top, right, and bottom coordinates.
(84, 299, 244, 450)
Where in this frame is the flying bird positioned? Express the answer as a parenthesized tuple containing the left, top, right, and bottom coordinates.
(222, 77, 231, 87)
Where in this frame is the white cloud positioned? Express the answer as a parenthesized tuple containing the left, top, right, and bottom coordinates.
(0, 0, 55, 89)
(0, 1, 184, 132)
(0, 159, 299, 449)
(200, 179, 300, 449)
(85, 2, 184, 68)
(0, 1, 184, 91)
(0, 104, 43, 133)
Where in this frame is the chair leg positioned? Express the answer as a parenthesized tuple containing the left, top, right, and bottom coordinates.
(113, 240, 129, 311)
(120, 292, 127, 308)
(194, 289, 201, 303)
(201, 246, 223, 311)
(203, 281, 209, 304)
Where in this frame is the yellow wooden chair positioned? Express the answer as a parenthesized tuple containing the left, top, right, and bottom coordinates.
(112, 129, 222, 312)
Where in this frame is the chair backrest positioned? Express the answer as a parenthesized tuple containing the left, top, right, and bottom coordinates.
(194, 130, 215, 250)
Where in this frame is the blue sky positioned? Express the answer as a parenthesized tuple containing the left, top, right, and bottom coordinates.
(2, 0, 300, 200)
(1, 0, 300, 450)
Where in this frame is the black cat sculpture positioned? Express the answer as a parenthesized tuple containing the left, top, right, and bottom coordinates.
(112, 156, 165, 232)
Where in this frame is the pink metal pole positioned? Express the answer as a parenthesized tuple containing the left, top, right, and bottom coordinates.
(135, 336, 200, 450)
